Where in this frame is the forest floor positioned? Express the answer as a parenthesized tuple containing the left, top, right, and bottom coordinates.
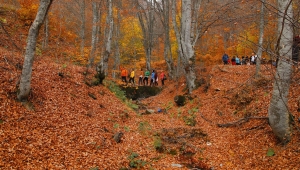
(1, 46, 300, 169)
(1, 4, 300, 169)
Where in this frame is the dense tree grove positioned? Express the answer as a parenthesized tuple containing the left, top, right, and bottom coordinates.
(6, 0, 298, 69)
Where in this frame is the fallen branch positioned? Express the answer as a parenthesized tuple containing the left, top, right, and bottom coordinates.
(245, 125, 265, 131)
(3, 55, 8, 63)
(198, 112, 214, 124)
(217, 116, 268, 128)
(216, 65, 229, 73)
(0, 21, 22, 51)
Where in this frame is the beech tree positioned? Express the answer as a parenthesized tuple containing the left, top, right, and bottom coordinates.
(171, 0, 183, 79)
(136, 0, 155, 71)
(42, 14, 49, 50)
(79, 0, 86, 59)
(17, 0, 53, 101)
(268, 0, 293, 144)
(112, 0, 122, 79)
(98, 0, 113, 75)
(255, 0, 266, 77)
(87, 1, 101, 68)
(172, 0, 196, 93)
(155, 0, 175, 79)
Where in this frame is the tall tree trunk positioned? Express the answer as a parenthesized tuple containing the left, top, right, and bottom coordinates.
(171, 0, 183, 79)
(161, 0, 175, 79)
(268, 0, 293, 144)
(42, 14, 49, 50)
(80, 0, 86, 60)
(255, 0, 265, 78)
(17, 0, 53, 101)
(54, 1, 62, 61)
(99, 0, 113, 75)
(137, 0, 154, 71)
(112, 0, 122, 79)
(191, 0, 201, 46)
(88, 1, 100, 68)
(181, 0, 196, 94)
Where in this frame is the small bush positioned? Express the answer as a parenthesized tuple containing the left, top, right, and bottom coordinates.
(106, 80, 127, 102)
(174, 95, 186, 106)
(125, 100, 139, 110)
(183, 114, 196, 126)
(183, 107, 198, 126)
(153, 136, 165, 152)
(128, 152, 147, 169)
(138, 121, 152, 135)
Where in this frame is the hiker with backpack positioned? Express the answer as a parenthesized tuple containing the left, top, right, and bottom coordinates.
(231, 56, 236, 65)
(250, 53, 257, 65)
(138, 68, 143, 86)
(129, 68, 135, 86)
(235, 56, 241, 65)
(143, 69, 150, 86)
(154, 71, 158, 86)
(150, 70, 155, 86)
(160, 71, 166, 86)
(222, 53, 229, 65)
(120, 66, 128, 85)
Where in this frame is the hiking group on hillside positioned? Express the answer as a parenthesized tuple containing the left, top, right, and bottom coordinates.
(120, 66, 167, 87)
(222, 52, 259, 65)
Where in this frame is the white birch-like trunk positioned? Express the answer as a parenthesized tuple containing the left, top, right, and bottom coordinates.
(42, 14, 49, 50)
(80, 0, 86, 59)
(191, 0, 201, 46)
(160, 0, 175, 79)
(17, 0, 53, 101)
(181, 0, 196, 94)
(171, 0, 183, 79)
(137, 0, 154, 71)
(88, 1, 100, 68)
(268, 0, 293, 143)
(99, 0, 113, 74)
(112, 1, 121, 79)
(255, 0, 265, 77)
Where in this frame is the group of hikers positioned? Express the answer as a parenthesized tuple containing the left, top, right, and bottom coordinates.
(119, 66, 167, 87)
(222, 53, 259, 65)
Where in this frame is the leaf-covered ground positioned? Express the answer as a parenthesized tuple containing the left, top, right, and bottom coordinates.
(1, 48, 300, 169)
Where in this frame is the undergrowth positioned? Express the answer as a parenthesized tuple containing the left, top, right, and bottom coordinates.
(106, 80, 138, 110)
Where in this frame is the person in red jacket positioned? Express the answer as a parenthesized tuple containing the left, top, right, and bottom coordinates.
(231, 57, 236, 65)
(160, 71, 166, 86)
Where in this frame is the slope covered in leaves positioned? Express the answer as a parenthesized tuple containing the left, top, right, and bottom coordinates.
(139, 64, 300, 169)
(1, 46, 300, 169)
(1, 2, 300, 169)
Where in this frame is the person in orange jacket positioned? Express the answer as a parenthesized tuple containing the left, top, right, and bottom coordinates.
(120, 66, 128, 85)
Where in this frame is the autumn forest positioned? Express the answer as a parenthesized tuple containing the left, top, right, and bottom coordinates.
(0, 0, 300, 169)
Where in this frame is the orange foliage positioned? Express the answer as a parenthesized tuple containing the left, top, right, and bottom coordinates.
(17, 0, 39, 21)
(1, 1, 300, 167)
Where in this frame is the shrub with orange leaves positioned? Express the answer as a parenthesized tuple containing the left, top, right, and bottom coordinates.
(17, 0, 39, 21)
